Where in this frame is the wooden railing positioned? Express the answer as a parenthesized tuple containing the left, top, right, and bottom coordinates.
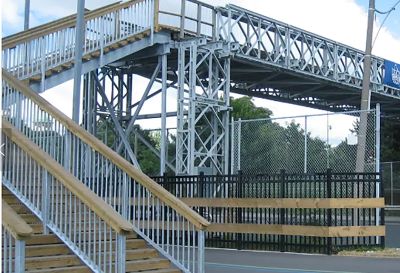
(2, 69, 209, 273)
(2, 201, 33, 273)
(2, 121, 133, 273)
(2, 200, 33, 240)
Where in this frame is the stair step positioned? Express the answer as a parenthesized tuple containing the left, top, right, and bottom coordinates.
(26, 234, 62, 245)
(126, 248, 158, 260)
(25, 254, 83, 270)
(128, 269, 181, 273)
(126, 258, 171, 272)
(26, 244, 72, 257)
(26, 266, 91, 273)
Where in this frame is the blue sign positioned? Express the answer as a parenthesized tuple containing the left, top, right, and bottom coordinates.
(384, 60, 400, 89)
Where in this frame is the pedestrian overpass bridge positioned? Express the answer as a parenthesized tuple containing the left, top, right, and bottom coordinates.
(1, 1, 396, 272)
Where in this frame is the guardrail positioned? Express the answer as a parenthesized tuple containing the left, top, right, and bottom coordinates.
(2, 201, 33, 273)
(2, 0, 155, 80)
(2, 122, 133, 273)
(2, 69, 209, 273)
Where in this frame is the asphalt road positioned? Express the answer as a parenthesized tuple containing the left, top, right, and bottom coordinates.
(386, 216, 400, 248)
(205, 248, 400, 273)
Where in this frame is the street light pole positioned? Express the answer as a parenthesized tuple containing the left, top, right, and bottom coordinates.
(355, 0, 375, 172)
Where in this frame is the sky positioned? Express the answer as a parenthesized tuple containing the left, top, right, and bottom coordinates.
(2, 0, 400, 144)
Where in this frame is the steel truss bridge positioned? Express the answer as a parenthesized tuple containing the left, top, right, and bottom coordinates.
(3, 0, 400, 176)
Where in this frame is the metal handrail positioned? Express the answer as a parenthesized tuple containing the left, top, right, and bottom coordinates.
(2, 201, 32, 273)
(2, 0, 155, 80)
(2, 69, 209, 273)
(2, 122, 133, 273)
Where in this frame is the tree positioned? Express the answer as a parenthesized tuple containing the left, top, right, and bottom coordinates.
(230, 96, 272, 120)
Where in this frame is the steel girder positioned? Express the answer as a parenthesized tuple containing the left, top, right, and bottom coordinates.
(175, 39, 236, 175)
(216, 4, 400, 103)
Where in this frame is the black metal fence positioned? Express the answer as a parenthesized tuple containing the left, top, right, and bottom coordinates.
(152, 170, 385, 254)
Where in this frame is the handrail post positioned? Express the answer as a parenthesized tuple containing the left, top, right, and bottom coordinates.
(14, 239, 26, 273)
(42, 169, 50, 235)
(197, 230, 205, 273)
(117, 234, 126, 273)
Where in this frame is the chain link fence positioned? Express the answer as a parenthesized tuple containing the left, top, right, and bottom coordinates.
(380, 161, 400, 206)
(231, 109, 379, 175)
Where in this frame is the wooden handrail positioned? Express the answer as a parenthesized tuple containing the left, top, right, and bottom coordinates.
(2, 69, 210, 230)
(2, 200, 33, 240)
(2, 0, 146, 49)
(2, 120, 134, 235)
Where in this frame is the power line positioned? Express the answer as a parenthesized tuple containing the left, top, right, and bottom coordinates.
(372, 0, 400, 49)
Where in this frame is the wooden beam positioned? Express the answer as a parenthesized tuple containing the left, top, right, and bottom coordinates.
(180, 198, 385, 209)
(207, 224, 386, 237)
(2, 200, 33, 240)
(2, 70, 209, 231)
(2, 121, 134, 235)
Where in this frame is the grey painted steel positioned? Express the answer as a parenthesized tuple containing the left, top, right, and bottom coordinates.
(375, 103, 381, 230)
(176, 39, 235, 175)
(14, 240, 25, 273)
(24, 0, 30, 30)
(1, 227, 26, 273)
(161, 54, 168, 174)
(133, 130, 176, 172)
(2, 135, 126, 273)
(92, 73, 140, 167)
(72, 0, 85, 123)
(2, 76, 205, 273)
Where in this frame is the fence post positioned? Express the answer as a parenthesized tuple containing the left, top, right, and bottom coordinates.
(237, 170, 243, 250)
(326, 168, 332, 255)
(198, 172, 204, 217)
(279, 169, 286, 252)
(380, 174, 385, 248)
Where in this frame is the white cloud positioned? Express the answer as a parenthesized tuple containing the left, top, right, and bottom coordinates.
(3, 0, 400, 131)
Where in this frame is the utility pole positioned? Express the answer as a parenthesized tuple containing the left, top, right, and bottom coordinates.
(72, 0, 85, 123)
(24, 0, 30, 30)
(355, 0, 375, 172)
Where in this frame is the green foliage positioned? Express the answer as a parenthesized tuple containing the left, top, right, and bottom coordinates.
(230, 96, 272, 120)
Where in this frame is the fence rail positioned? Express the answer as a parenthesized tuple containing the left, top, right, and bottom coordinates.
(153, 170, 385, 254)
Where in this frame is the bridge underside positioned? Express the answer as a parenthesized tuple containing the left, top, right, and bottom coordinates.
(109, 41, 399, 117)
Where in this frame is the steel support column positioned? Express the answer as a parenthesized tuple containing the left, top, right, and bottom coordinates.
(176, 39, 236, 175)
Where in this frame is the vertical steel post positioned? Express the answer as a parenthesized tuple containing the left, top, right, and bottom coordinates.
(116, 234, 126, 273)
(160, 55, 168, 175)
(24, 0, 30, 30)
(180, 0, 186, 39)
(197, 230, 205, 273)
(375, 104, 381, 234)
(304, 116, 308, 173)
(15, 240, 25, 273)
(72, 0, 86, 123)
(237, 119, 242, 172)
(42, 169, 50, 235)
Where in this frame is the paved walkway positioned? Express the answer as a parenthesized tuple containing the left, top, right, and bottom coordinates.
(205, 249, 400, 273)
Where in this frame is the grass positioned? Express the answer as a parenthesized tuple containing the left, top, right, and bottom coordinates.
(338, 247, 400, 258)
